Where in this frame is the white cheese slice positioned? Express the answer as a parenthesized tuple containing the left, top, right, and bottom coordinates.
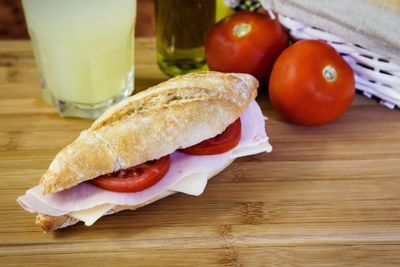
(232, 140, 273, 158)
(170, 172, 208, 196)
(68, 203, 114, 226)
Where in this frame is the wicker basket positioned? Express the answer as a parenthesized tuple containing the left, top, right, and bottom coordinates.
(276, 14, 400, 110)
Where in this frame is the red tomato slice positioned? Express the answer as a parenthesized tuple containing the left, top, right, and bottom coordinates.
(181, 119, 241, 155)
(90, 155, 171, 193)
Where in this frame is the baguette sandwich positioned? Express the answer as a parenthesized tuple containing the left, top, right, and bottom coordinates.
(17, 71, 272, 232)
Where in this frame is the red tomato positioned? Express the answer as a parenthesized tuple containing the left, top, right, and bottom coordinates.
(269, 40, 355, 126)
(90, 156, 170, 192)
(181, 119, 241, 155)
(205, 11, 288, 86)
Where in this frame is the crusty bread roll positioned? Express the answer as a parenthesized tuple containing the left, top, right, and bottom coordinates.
(266, 0, 400, 63)
(33, 71, 259, 231)
(40, 71, 258, 195)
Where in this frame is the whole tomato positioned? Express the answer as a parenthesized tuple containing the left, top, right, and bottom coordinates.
(269, 40, 355, 126)
(205, 12, 288, 86)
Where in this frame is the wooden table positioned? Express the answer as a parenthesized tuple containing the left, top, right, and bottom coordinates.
(1, 39, 400, 266)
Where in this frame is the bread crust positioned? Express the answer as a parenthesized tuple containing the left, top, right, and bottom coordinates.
(40, 72, 258, 194)
(35, 214, 75, 232)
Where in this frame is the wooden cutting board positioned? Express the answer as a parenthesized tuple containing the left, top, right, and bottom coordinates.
(1, 39, 400, 266)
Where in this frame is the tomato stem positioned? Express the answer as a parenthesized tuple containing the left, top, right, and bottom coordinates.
(233, 23, 251, 38)
(322, 65, 337, 83)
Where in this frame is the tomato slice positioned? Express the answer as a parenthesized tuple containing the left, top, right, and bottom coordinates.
(90, 155, 171, 193)
(181, 119, 241, 155)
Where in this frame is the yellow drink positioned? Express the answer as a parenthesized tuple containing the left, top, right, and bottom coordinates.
(22, 0, 136, 118)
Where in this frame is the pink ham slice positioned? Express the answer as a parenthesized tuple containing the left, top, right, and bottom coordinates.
(17, 101, 272, 216)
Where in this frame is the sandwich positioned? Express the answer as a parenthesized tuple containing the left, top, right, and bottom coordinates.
(17, 71, 272, 232)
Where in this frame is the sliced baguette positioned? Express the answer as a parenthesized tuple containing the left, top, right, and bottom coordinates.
(268, 0, 400, 63)
(40, 71, 258, 194)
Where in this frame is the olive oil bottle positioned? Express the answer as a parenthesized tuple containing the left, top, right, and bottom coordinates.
(155, 0, 216, 76)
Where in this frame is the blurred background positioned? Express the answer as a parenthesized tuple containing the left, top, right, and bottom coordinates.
(0, 0, 156, 39)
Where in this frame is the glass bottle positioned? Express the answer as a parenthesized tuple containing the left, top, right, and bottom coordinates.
(155, 0, 216, 76)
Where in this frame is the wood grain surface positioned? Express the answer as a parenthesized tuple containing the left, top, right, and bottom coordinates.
(1, 39, 400, 266)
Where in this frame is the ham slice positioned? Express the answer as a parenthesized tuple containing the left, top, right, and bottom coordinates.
(17, 101, 272, 218)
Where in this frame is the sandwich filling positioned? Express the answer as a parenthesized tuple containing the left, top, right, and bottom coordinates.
(17, 100, 272, 227)
(89, 117, 242, 193)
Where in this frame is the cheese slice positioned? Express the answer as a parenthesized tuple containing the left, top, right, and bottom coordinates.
(232, 140, 273, 158)
(170, 172, 209, 196)
(68, 203, 114, 226)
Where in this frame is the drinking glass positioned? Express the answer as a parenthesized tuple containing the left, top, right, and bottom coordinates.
(22, 0, 137, 119)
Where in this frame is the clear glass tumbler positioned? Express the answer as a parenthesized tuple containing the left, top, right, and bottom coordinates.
(22, 0, 136, 119)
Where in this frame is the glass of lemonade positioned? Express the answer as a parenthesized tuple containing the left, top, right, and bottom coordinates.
(22, 0, 136, 119)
